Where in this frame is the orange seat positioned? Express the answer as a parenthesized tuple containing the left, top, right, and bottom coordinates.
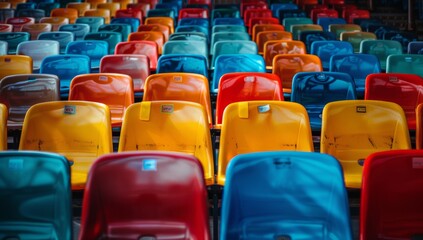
(257, 31, 292, 54)
(252, 23, 285, 42)
(97, 2, 120, 17)
(21, 23, 52, 40)
(144, 17, 174, 34)
(128, 31, 164, 54)
(138, 23, 170, 42)
(84, 9, 111, 24)
(66, 2, 90, 17)
(85, 0, 106, 9)
(264, 40, 306, 68)
(51, 8, 78, 24)
(39, 17, 69, 31)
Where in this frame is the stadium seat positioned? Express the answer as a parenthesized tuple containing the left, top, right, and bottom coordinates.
(386, 54, 423, 78)
(340, 31, 377, 53)
(263, 40, 306, 69)
(0, 32, 30, 54)
(99, 23, 131, 42)
(310, 40, 353, 70)
(163, 40, 208, 67)
(211, 40, 258, 68)
(138, 23, 170, 41)
(328, 23, 361, 39)
(257, 31, 293, 54)
(299, 30, 336, 52)
(65, 40, 108, 71)
(84, 31, 122, 54)
(128, 31, 164, 54)
(157, 54, 208, 78)
(115, 40, 158, 71)
(0, 55, 32, 79)
(75, 16, 104, 32)
(16, 40, 59, 71)
(21, 23, 52, 40)
(37, 31, 74, 54)
(317, 17, 346, 31)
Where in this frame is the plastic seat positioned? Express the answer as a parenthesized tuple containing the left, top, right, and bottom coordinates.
(115, 40, 158, 71)
(128, 31, 164, 54)
(143, 73, 212, 126)
(272, 54, 322, 95)
(19, 101, 112, 190)
(0, 32, 30, 54)
(6, 17, 35, 32)
(146, 9, 176, 22)
(299, 31, 336, 52)
(282, 17, 312, 33)
(278, 8, 307, 22)
(211, 8, 240, 23)
(163, 40, 208, 66)
(0, 9, 14, 24)
(251, 23, 285, 41)
(213, 54, 266, 93)
(175, 25, 209, 40)
(345, 9, 370, 24)
(291, 72, 357, 131)
(37, 2, 60, 17)
(168, 31, 207, 42)
(328, 23, 361, 39)
(97, 2, 120, 18)
(220, 151, 353, 240)
(138, 23, 170, 42)
(178, 8, 208, 21)
(290, 23, 323, 40)
(384, 31, 418, 53)
(215, 72, 283, 125)
(65, 40, 108, 71)
(66, 2, 90, 17)
(257, 31, 293, 54)
(310, 8, 338, 23)
(58, 24, 89, 40)
(118, 101, 214, 185)
(212, 25, 246, 34)
(0, 151, 72, 239)
(178, 17, 209, 28)
(329, 53, 381, 99)
(127, 2, 150, 17)
(16, 40, 59, 71)
(84, 9, 111, 24)
(75, 16, 104, 32)
(85, 0, 106, 9)
(211, 32, 250, 55)
(0, 55, 32, 79)
(211, 40, 258, 68)
(271, 2, 298, 17)
(248, 17, 279, 34)
(39, 16, 69, 31)
(217, 101, 314, 185)
(98, 23, 131, 42)
(157, 54, 208, 78)
(241, 1, 268, 17)
(320, 100, 411, 188)
(0, 40, 6, 55)
(310, 40, 353, 70)
(263, 40, 306, 68)
(144, 17, 174, 34)
(115, 8, 143, 22)
(0, 24, 12, 32)
(340, 31, 377, 53)
(243, 9, 272, 28)
(359, 39, 403, 70)
(365, 73, 423, 130)
(213, 17, 244, 26)
(416, 103, 423, 149)
(110, 17, 140, 32)
(78, 151, 211, 240)
(407, 41, 423, 54)
(0, 104, 6, 148)
(37, 31, 74, 54)
(317, 17, 346, 31)
(69, 73, 134, 127)
(16, 9, 45, 23)
(84, 31, 121, 54)
(40, 54, 90, 98)
(361, 150, 423, 239)
(100, 54, 149, 92)
(50, 8, 78, 24)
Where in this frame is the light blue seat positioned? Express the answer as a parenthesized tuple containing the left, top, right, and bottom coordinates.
(168, 32, 207, 42)
(17, 40, 60, 72)
(0, 41, 6, 55)
(75, 16, 104, 32)
(162, 40, 209, 67)
(329, 53, 381, 99)
(84, 31, 122, 54)
(220, 151, 353, 240)
(58, 23, 90, 40)
(317, 17, 346, 32)
(157, 54, 208, 78)
(310, 40, 354, 71)
(211, 40, 258, 68)
(98, 23, 131, 42)
(110, 17, 140, 32)
(65, 40, 108, 72)
(37, 31, 74, 54)
(212, 25, 246, 33)
(40, 54, 90, 98)
(291, 72, 357, 131)
(0, 32, 30, 54)
(0, 151, 72, 240)
(212, 54, 265, 93)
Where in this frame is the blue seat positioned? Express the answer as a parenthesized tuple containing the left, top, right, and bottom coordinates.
(368, 25, 398, 39)
(98, 23, 131, 42)
(65, 40, 108, 72)
(37, 31, 74, 54)
(40, 54, 90, 98)
(211, 40, 258, 68)
(278, 9, 307, 22)
(356, 18, 383, 31)
(16, 2, 37, 11)
(178, 18, 210, 28)
(291, 72, 357, 131)
(58, 23, 90, 40)
(282, 17, 312, 33)
(0, 32, 30, 54)
(317, 17, 346, 32)
(168, 32, 207, 42)
(75, 16, 104, 32)
(359, 39, 403, 71)
(383, 31, 417, 52)
(212, 25, 246, 33)
(175, 25, 209, 41)
(211, 8, 240, 22)
(16, 9, 45, 22)
(220, 151, 353, 240)
(0, 151, 71, 240)
(311, 40, 354, 70)
(110, 17, 140, 32)
(155, 3, 179, 17)
(157, 54, 208, 78)
(0, 9, 14, 24)
(299, 31, 336, 52)
(84, 31, 122, 54)
(36, 2, 59, 17)
(211, 31, 251, 55)
(146, 9, 176, 20)
(213, 17, 244, 26)
(212, 54, 265, 93)
(408, 41, 423, 54)
(271, 3, 298, 18)
(330, 53, 381, 99)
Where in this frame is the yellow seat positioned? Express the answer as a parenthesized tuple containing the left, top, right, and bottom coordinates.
(19, 101, 113, 190)
(85, 0, 106, 9)
(0, 55, 32, 79)
(0, 103, 7, 150)
(39, 17, 69, 31)
(320, 100, 411, 189)
(217, 101, 314, 185)
(118, 101, 214, 185)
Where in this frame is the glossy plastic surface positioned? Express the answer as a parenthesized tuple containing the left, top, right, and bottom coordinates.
(320, 100, 411, 188)
(16, 40, 59, 70)
(0, 55, 32, 79)
(361, 150, 423, 240)
(58, 23, 89, 40)
(252, 24, 285, 41)
(248, 17, 279, 34)
(16, 9, 45, 23)
(19, 101, 113, 190)
(0, 32, 30, 54)
(128, 31, 164, 54)
(291, 72, 357, 131)
(211, 8, 240, 22)
(100, 54, 149, 92)
(329, 23, 361, 39)
(257, 31, 293, 54)
(6, 17, 34, 32)
(217, 101, 314, 185)
(79, 151, 211, 240)
(416, 103, 423, 149)
(21, 23, 52, 40)
(69, 73, 134, 127)
(211, 31, 250, 54)
(340, 31, 377, 53)
(66, 2, 90, 17)
(244, 9, 272, 28)
(118, 101, 214, 185)
(51, 8, 78, 23)
(97, 2, 119, 18)
(278, 9, 307, 22)
(386, 54, 423, 78)
(329, 53, 381, 98)
(216, 72, 283, 125)
(37, 2, 60, 17)
(271, 3, 298, 17)
(144, 17, 174, 33)
(99, 23, 131, 42)
(282, 17, 312, 33)
(168, 32, 207, 42)
(115, 40, 158, 71)
(407, 41, 423, 54)
(310, 40, 353, 70)
(40, 54, 90, 97)
(178, 8, 208, 20)
(0, 151, 72, 239)
(365, 73, 423, 130)
(310, 8, 338, 22)
(84, 31, 121, 54)
(316, 17, 346, 31)
(115, 8, 143, 22)
(213, 54, 266, 93)
(175, 25, 209, 40)
(39, 17, 68, 31)
(0, 74, 59, 127)
(75, 17, 104, 32)
(84, 9, 110, 24)
(0, 104, 6, 149)
(290, 24, 323, 40)
(138, 23, 170, 41)
(299, 30, 336, 52)
(157, 54, 208, 78)
(65, 40, 108, 70)
(211, 40, 257, 67)
(212, 25, 246, 33)
(143, 73, 212, 125)
(0, 24, 12, 32)
(179, 18, 209, 28)
(37, 31, 74, 54)
(213, 17, 244, 26)
(111, 17, 140, 33)
(264, 40, 306, 68)
(220, 151, 353, 240)
(163, 40, 208, 67)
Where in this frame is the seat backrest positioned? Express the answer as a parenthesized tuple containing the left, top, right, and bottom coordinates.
(299, 30, 336, 52)
(39, 16, 69, 31)
(84, 31, 122, 54)
(282, 17, 312, 33)
(215, 72, 283, 125)
(310, 40, 353, 70)
(144, 16, 174, 33)
(163, 40, 208, 67)
(361, 150, 423, 240)
(118, 101, 214, 185)
(291, 71, 357, 131)
(320, 100, 411, 188)
(0, 74, 59, 128)
(51, 7, 78, 23)
(84, 8, 111, 24)
(65, 40, 108, 69)
(138, 23, 170, 41)
(98, 23, 131, 42)
(213, 17, 244, 26)
(0, 32, 30, 54)
(257, 31, 293, 54)
(317, 17, 346, 31)
(386, 54, 423, 78)
(115, 40, 158, 71)
(0, 55, 32, 79)
(37, 31, 74, 54)
(211, 40, 258, 68)
(217, 101, 314, 185)
(0, 151, 72, 240)
(178, 17, 210, 29)
(128, 31, 164, 54)
(69, 73, 134, 127)
(79, 151, 211, 240)
(6, 17, 35, 31)
(365, 73, 423, 130)
(252, 23, 285, 41)
(211, 31, 250, 54)
(328, 23, 361, 39)
(340, 31, 377, 53)
(212, 25, 246, 34)
(19, 101, 113, 190)
(263, 40, 306, 68)
(220, 151, 353, 240)
(21, 23, 52, 40)
(111, 17, 141, 33)
(0, 103, 6, 149)
(100, 54, 150, 92)
(75, 16, 105, 32)
(157, 53, 208, 78)
(17, 40, 59, 70)
(407, 41, 423, 54)
(416, 103, 423, 149)
(290, 23, 323, 40)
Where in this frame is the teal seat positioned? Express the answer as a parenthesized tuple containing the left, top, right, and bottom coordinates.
(211, 31, 251, 55)
(0, 32, 30, 54)
(387, 54, 423, 78)
(360, 39, 403, 71)
(211, 40, 258, 68)
(212, 25, 246, 33)
(98, 23, 131, 42)
(58, 23, 90, 41)
(84, 31, 122, 54)
(163, 40, 209, 67)
(75, 16, 104, 32)
(37, 31, 74, 54)
(0, 151, 72, 240)
(282, 17, 313, 33)
(65, 40, 108, 72)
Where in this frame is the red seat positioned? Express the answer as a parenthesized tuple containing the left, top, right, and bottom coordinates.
(79, 151, 211, 240)
(115, 40, 158, 71)
(178, 8, 208, 21)
(243, 9, 272, 28)
(115, 8, 143, 22)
